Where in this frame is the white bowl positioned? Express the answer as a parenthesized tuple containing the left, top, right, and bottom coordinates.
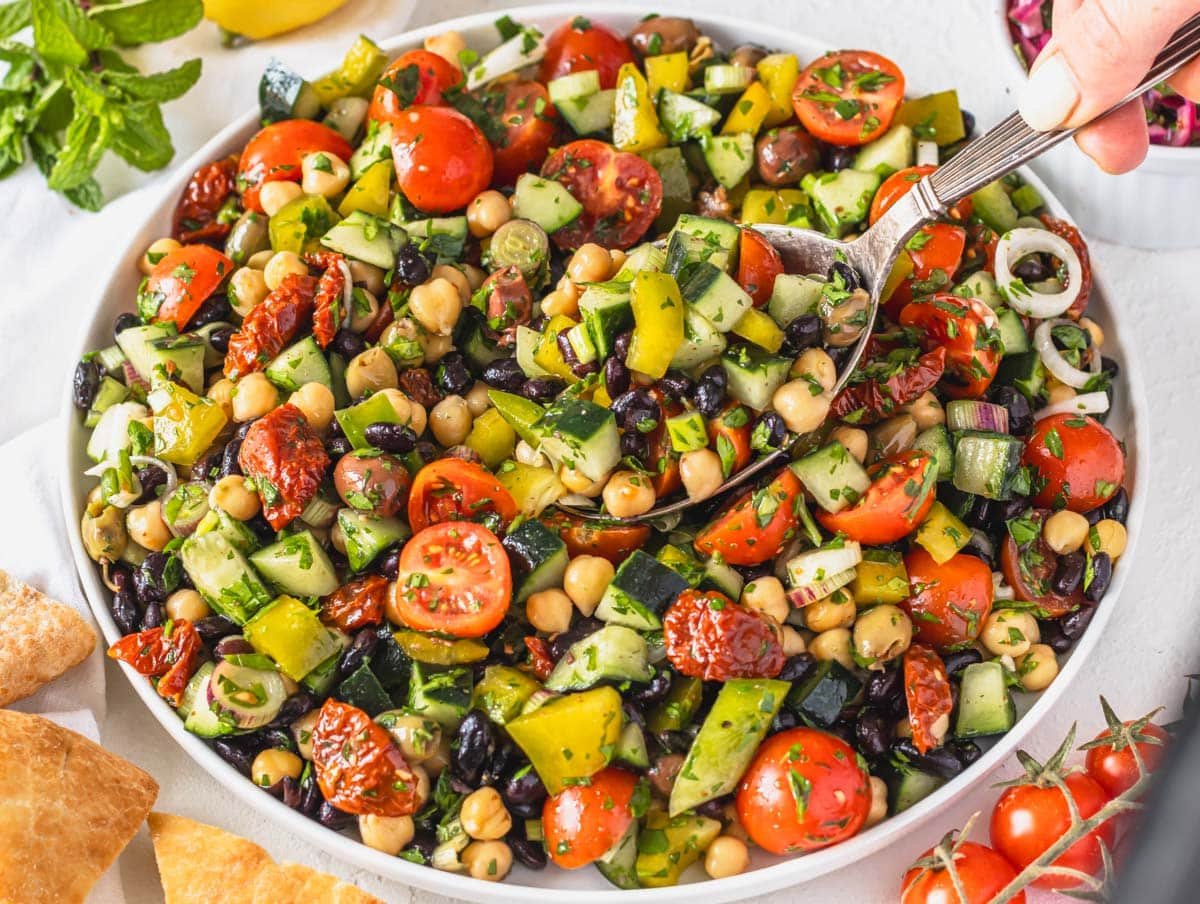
(990, 0, 1200, 250)
(60, 5, 1149, 902)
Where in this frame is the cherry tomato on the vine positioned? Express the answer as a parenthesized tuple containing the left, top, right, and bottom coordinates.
(1085, 719, 1169, 797)
(902, 841, 1026, 904)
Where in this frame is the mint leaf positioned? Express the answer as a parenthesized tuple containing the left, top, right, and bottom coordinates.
(32, 0, 112, 66)
(0, 1, 31, 40)
(109, 100, 172, 171)
(105, 57, 201, 102)
(89, 0, 202, 47)
(47, 105, 106, 190)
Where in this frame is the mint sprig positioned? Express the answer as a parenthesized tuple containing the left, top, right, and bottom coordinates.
(1, 0, 203, 210)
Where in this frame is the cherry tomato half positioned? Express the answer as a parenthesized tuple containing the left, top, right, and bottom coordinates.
(540, 511, 651, 565)
(143, 244, 233, 331)
(541, 139, 662, 250)
(408, 458, 518, 533)
(543, 768, 640, 869)
(310, 699, 418, 817)
(902, 841, 1026, 904)
(737, 727, 872, 854)
(884, 223, 968, 319)
(792, 50, 905, 146)
(737, 228, 785, 307)
(816, 450, 937, 545)
(1022, 414, 1125, 513)
(694, 467, 804, 566)
(902, 549, 995, 651)
(899, 294, 1001, 399)
(869, 165, 936, 226)
(488, 81, 559, 187)
(1000, 509, 1087, 618)
(706, 402, 754, 476)
(389, 521, 512, 638)
(1085, 719, 1169, 797)
(539, 19, 634, 90)
(368, 50, 461, 127)
(237, 119, 353, 213)
(391, 105, 494, 214)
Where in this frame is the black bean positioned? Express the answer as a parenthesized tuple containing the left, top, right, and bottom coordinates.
(375, 546, 402, 580)
(962, 496, 992, 530)
(317, 801, 354, 830)
(481, 356, 526, 392)
(1102, 487, 1129, 524)
(510, 836, 548, 870)
(393, 244, 431, 285)
(134, 465, 169, 504)
(961, 531, 997, 570)
(1012, 255, 1052, 282)
(1039, 618, 1073, 654)
(655, 730, 692, 754)
(110, 588, 139, 635)
(522, 377, 566, 402)
(961, 109, 977, 138)
(337, 628, 378, 679)
(188, 294, 233, 329)
(990, 385, 1033, 435)
(1051, 551, 1086, 596)
(503, 767, 548, 809)
(72, 360, 101, 410)
(331, 328, 366, 361)
(989, 497, 1031, 531)
(434, 353, 473, 395)
(194, 615, 238, 643)
(692, 370, 727, 419)
(209, 326, 234, 355)
(824, 144, 858, 172)
(781, 313, 823, 356)
(611, 389, 661, 435)
(479, 735, 520, 788)
(1101, 356, 1120, 380)
(604, 356, 631, 398)
(271, 692, 318, 727)
(452, 710, 498, 787)
(779, 652, 818, 683)
(771, 709, 800, 732)
(220, 438, 243, 477)
(138, 552, 182, 603)
(547, 617, 603, 661)
(406, 830, 438, 864)
(214, 635, 254, 659)
(364, 422, 417, 453)
(1085, 552, 1112, 602)
(619, 430, 646, 458)
(751, 411, 788, 452)
(942, 648, 983, 677)
(298, 772, 323, 817)
(696, 798, 728, 820)
(855, 708, 892, 759)
(832, 260, 862, 292)
(864, 666, 903, 706)
(631, 670, 672, 704)
(244, 514, 276, 547)
(325, 436, 353, 458)
(892, 740, 963, 779)
(1060, 603, 1096, 640)
(950, 739, 983, 767)
(612, 331, 632, 362)
(214, 739, 257, 776)
(113, 312, 141, 338)
(235, 419, 259, 440)
(659, 370, 694, 401)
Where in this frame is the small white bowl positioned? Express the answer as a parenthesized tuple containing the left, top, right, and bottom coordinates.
(991, 0, 1200, 250)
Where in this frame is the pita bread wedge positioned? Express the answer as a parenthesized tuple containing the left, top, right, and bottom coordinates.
(149, 813, 385, 904)
(0, 569, 96, 707)
(0, 710, 158, 904)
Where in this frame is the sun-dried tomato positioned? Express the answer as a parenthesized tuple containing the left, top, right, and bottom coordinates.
(172, 156, 238, 245)
(525, 635, 555, 681)
(107, 620, 202, 707)
(224, 273, 315, 379)
(663, 589, 785, 681)
(481, 265, 533, 347)
(321, 575, 389, 632)
(310, 699, 418, 817)
(397, 367, 442, 408)
(831, 346, 946, 425)
(303, 250, 346, 349)
(1040, 214, 1092, 319)
(903, 644, 954, 755)
(238, 404, 330, 530)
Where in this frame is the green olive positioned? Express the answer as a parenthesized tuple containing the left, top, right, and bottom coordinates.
(82, 505, 127, 562)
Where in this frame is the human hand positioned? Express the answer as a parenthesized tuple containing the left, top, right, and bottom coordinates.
(1018, 0, 1200, 172)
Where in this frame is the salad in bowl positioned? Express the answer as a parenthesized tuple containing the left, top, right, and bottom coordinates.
(71, 10, 1132, 891)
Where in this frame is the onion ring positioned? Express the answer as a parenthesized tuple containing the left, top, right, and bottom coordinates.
(995, 227, 1082, 318)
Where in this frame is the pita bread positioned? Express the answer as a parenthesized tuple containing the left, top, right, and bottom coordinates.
(0, 569, 96, 707)
(149, 812, 385, 904)
(0, 709, 158, 903)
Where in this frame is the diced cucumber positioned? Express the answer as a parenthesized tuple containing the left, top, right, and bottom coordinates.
(647, 676, 703, 733)
(666, 410, 708, 453)
(301, 636, 351, 695)
(338, 663, 393, 717)
(391, 214, 468, 263)
(180, 531, 273, 625)
(670, 307, 727, 370)
(83, 376, 130, 429)
(1011, 182, 1044, 216)
(259, 58, 321, 123)
(547, 69, 601, 104)
(971, 180, 1019, 234)
(720, 344, 790, 411)
(913, 425, 954, 481)
(457, 313, 506, 371)
(249, 530, 339, 598)
(700, 556, 745, 599)
(993, 351, 1046, 401)
(657, 90, 722, 142)
(852, 124, 914, 176)
(350, 120, 393, 180)
(596, 822, 639, 890)
(515, 325, 550, 378)
(995, 307, 1030, 355)
(545, 625, 652, 692)
(955, 661, 1016, 738)
(198, 508, 261, 555)
(557, 89, 617, 135)
(116, 322, 177, 383)
(767, 273, 824, 325)
(790, 442, 872, 513)
(641, 146, 692, 231)
(614, 722, 650, 769)
(701, 132, 755, 189)
(566, 323, 598, 365)
(890, 762, 945, 813)
(181, 662, 235, 738)
(320, 210, 405, 269)
(337, 509, 410, 571)
(952, 431, 1023, 500)
(667, 214, 740, 273)
(407, 662, 473, 727)
(147, 336, 206, 392)
(371, 629, 412, 691)
(678, 262, 753, 331)
(785, 659, 862, 728)
(244, 595, 344, 681)
(636, 810, 721, 888)
(534, 398, 620, 482)
(511, 174, 584, 233)
(502, 519, 568, 604)
(703, 63, 754, 95)
(264, 336, 333, 393)
(956, 270, 1003, 308)
(595, 549, 690, 631)
(579, 281, 632, 360)
(809, 169, 881, 236)
(615, 243, 666, 280)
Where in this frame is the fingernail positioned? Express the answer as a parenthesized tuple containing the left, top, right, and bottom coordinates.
(1018, 54, 1079, 131)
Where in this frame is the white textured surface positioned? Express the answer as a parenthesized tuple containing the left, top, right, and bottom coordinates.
(1, 1, 1198, 902)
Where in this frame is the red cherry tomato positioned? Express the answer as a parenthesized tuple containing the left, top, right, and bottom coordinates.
(142, 244, 233, 331)
(902, 549, 995, 651)
(389, 521, 512, 638)
(737, 228, 785, 307)
(903, 645, 954, 754)
(884, 223, 968, 319)
(237, 404, 330, 531)
(792, 50, 905, 146)
(310, 699, 418, 817)
(488, 81, 558, 187)
(869, 165, 936, 226)
(643, 389, 682, 498)
(737, 727, 872, 854)
(541, 139, 663, 250)
(694, 468, 804, 566)
(1085, 719, 1169, 797)
(990, 772, 1115, 890)
(899, 294, 1002, 399)
(107, 620, 202, 707)
(706, 403, 754, 476)
(816, 451, 937, 545)
(540, 512, 651, 565)
(407, 458, 518, 533)
(391, 105, 494, 214)
(543, 768, 640, 869)
(539, 19, 634, 89)
(1000, 509, 1087, 618)
(320, 574, 389, 633)
(902, 841, 1026, 904)
(1023, 414, 1125, 513)
(172, 155, 238, 245)
(237, 119, 353, 213)
(368, 50, 461, 126)
(663, 589, 785, 681)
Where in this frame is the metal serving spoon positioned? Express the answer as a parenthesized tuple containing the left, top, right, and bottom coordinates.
(560, 14, 1200, 523)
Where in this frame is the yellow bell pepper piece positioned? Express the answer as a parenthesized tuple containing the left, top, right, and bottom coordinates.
(311, 35, 391, 105)
(464, 408, 517, 468)
(636, 810, 722, 887)
(732, 307, 785, 353)
(741, 188, 807, 225)
(851, 551, 911, 606)
(203, 0, 350, 41)
(270, 193, 338, 255)
(895, 90, 967, 147)
(644, 52, 689, 96)
(756, 53, 801, 127)
(392, 630, 490, 665)
(592, 385, 612, 408)
(471, 665, 542, 725)
(721, 81, 773, 136)
(612, 63, 668, 153)
(626, 272, 683, 379)
(915, 501, 971, 564)
(532, 315, 580, 381)
(149, 382, 228, 466)
(882, 250, 915, 304)
(244, 595, 343, 681)
(506, 687, 623, 793)
(496, 462, 565, 517)
(338, 160, 393, 219)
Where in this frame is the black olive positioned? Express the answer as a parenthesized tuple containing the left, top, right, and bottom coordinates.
(364, 422, 417, 453)
(824, 144, 858, 172)
(209, 326, 234, 354)
(631, 669, 672, 704)
(452, 710, 498, 787)
(658, 370, 694, 401)
(393, 244, 431, 285)
(620, 430, 646, 458)
(779, 653, 818, 683)
(696, 797, 729, 820)
(481, 356, 526, 392)
(331, 328, 366, 361)
(337, 628, 378, 679)
(188, 294, 233, 329)
(214, 738, 257, 776)
(113, 312, 140, 339)
(855, 708, 892, 759)
(1051, 551, 1086, 596)
(692, 366, 728, 418)
(269, 775, 302, 808)
(990, 385, 1033, 435)
(271, 692, 318, 727)
(214, 636, 254, 660)
(962, 496, 992, 530)
(548, 617, 603, 661)
(325, 436, 353, 458)
(244, 514, 276, 546)
(110, 588, 140, 635)
(72, 360, 101, 410)
(989, 497, 1031, 531)
(434, 352, 473, 395)
(235, 419, 259, 440)
(781, 313, 823, 356)
(194, 614, 239, 643)
(259, 727, 297, 752)
(134, 465, 169, 504)
(942, 648, 983, 677)
(375, 546, 402, 580)
(522, 376, 566, 402)
(510, 836, 548, 870)
(1085, 552, 1112, 602)
(405, 830, 438, 864)
(1012, 255, 1052, 283)
(1102, 487, 1129, 524)
(298, 772, 323, 817)
(604, 356, 631, 398)
(140, 601, 164, 629)
(1101, 356, 1120, 379)
(621, 700, 646, 728)
(139, 551, 182, 601)
(892, 739, 963, 779)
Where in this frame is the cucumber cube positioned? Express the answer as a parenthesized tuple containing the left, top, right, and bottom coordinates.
(534, 399, 619, 482)
(666, 411, 708, 453)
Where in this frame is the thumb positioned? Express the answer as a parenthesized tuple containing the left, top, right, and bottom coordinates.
(1018, 0, 1200, 130)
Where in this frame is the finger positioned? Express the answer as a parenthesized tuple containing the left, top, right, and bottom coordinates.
(1167, 56, 1200, 102)
(1019, 0, 1198, 130)
(1051, 0, 1084, 30)
(1074, 100, 1151, 173)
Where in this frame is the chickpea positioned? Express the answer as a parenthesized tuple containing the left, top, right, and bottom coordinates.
(560, 465, 605, 497)
(1092, 519, 1127, 559)
(514, 439, 547, 468)
(348, 259, 386, 296)
(264, 251, 309, 292)
(609, 248, 628, 272)
(291, 710, 320, 759)
(829, 425, 868, 463)
(853, 604, 913, 669)
(809, 628, 855, 670)
(409, 278, 463, 336)
(380, 318, 425, 369)
(378, 712, 441, 763)
(467, 190, 513, 238)
(680, 448, 724, 501)
(411, 764, 432, 810)
(431, 264, 473, 304)
(345, 347, 399, 399)
(568, 243, 614, 283)
(419, 329, 455, 365)
(140, 237, 181, 275)
(165, 588, 210, 622)
(459, 787, 512, 841)
(906, 391, 945, 430)
(1042, 509, 1089, 555)
(258, 180, 303, 217)
(865, 776, 889, 828)
(464, 381, 492, 417)
(804, 588, 856, 633)
(1079, 316, 1104, 348)
(424, 30, 467, 69)
(429, 395, 473, 447)
(792, 347, 837, 390)
(289, 382, 335, 433)
(229, 267, 269, 317)
(231, 372, 280, 422)
(206, 377, 236, 420)
(358, 814, 415, 856)
(460, 840, 512, 882)
(330, 518, 348, 555)
(1047, 382, 1077, 405)
(780, 625, 807, 656)
(246, 249, 274, 270)
(126, 500, 171, 552)
(301, 151, 350, 198)
(423, 733, 453, 778)
(741, 576, 788, 624)
(210, 475, 261, 521)
(704, 836, 750, 879)
(541, 287, 580, 318)
(603, 470, 656, 518)
(772, 380, 833, 435)
(563, 555, 615, 617)
(346, 288, 380, 333)
(981, 610, 1039, 658)
(526, 588, 574, 635)
(1016, 644, 1060, 692)
(377, 388, 427, 436)
(822, 287, 870, 348)
(870, 415, 918, 460)
(82, 505, 127, 562)
(462, 264, 487, 291)
(251, 748, 303, 787)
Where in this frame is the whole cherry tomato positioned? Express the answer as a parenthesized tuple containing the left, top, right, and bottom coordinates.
(407, 458, 517, 533)
(543, 768, 640, 869)
(540, 511, 651, 565)
(310, 699, 418, 817)
(487, 81, 559, 187)
(663, 589, 785, 681)
(224, 273, 315, 380)
(706, 402, 754, 476)
(737, 727, 872, 854)
(903, 645, 954, 754)
(391, 105, 494, 214)
(694, 468, 804, 567)
(1085, 718, 1169, 797)
(884, 223, 968, 319)
(1022, 414, 1124, 513)
(792, 50, 905, 146)
(1041, 214, 1092, 319)
(237, 119, 353, 213)
(869, 165, 936, 226)
(902, 841, 1026, 904)
(388, 521, 512, 638)
(107, 620, 201, 707)
(737, 228, 785, 307)
(538, 18, 634, 89)
(142, 244, 233, 331)
(816, 450, 937, 545)
(237, 404, 330, 530)
(990, 771, 1115, 890)
(320, 574, 389, 632)
(172, 155, 238, 245)
(1000, 509, 1087, 618)
(902, 549, 995, 650)
(831, 346, 945, 425)
(899, 294, 1001, 399)
(368, 50, 461, 127)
